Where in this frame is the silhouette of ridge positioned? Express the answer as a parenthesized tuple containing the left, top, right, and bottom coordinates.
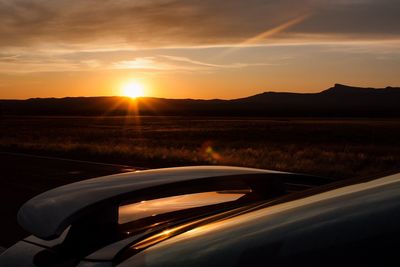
(321, 83, 385, 95)
(1, 84, 400, 117)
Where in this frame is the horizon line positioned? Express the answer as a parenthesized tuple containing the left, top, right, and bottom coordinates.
(1, 83, 398, 101)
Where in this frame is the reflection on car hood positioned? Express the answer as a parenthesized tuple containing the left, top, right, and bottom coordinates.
(119, 172, 400, 267)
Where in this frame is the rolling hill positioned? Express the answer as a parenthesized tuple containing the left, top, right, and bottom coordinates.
(1, 84, 399, 117)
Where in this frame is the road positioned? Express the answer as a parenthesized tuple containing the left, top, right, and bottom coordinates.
(0, 152, 140, 248)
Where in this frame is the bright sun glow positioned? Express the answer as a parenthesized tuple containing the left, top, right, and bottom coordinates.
(121, 82, 146, 98)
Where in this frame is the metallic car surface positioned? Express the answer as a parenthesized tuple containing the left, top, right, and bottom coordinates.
(118, 173, 400, 267)
(2, 166, 399, 267)
(18, 166, 284, 240)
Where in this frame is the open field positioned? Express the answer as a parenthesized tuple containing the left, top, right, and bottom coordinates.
(1, 116, 400, 180)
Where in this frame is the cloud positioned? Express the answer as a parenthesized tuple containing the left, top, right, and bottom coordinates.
(0, 0, 399, 50)
(112, 57, 172, 71)
(0, 54, 21, 62)
(0, 48, 279, 73)
(159, 55, 274, 69)
(0, 0, 398, 76)
(296, 0, 400, 36)
(111, 55, 276, 73)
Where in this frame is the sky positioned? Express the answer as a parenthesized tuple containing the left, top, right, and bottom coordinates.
(0, 0, 400, 99)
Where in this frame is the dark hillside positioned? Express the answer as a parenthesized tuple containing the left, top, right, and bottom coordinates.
(1, 84, 399, 117)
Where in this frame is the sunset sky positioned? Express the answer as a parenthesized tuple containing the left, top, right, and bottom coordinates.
(1, 0, 399, 99)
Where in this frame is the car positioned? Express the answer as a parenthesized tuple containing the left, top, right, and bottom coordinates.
(0, 166, 399, 267)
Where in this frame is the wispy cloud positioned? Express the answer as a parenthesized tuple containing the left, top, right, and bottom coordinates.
(0, 0, 399, 51)
(159, 55, 274, 69)
(0, 54, 21, 62)
(237, 13, 313, 47)
(220, 13, 313, 57)
(112, 57, 169, 70)
(110, 55, 276, 73)
(1, 38, 399, 74)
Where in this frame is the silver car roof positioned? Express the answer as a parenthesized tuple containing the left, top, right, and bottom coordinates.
(118, 172, 400, 267)
(18, 166, 285, 239)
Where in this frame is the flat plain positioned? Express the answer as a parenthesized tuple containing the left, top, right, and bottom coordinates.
(1, 115, 400, 180)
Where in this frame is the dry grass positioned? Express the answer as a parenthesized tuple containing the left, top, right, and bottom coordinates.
(1, 116, 399, 179)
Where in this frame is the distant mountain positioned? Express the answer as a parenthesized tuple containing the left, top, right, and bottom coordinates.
(226, 83, 400, 116)
(1, 84, 400, 117)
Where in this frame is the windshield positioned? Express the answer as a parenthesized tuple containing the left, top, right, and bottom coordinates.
(119, 191, 249, 224)
(117, 187, 259, 239)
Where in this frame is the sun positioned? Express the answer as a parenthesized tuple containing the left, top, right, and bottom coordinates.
(121, 82, 145, 99)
